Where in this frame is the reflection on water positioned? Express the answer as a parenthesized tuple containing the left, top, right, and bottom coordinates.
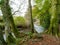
(34, 24, 44, 33)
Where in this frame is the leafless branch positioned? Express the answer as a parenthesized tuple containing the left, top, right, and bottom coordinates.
(12, 0, 25, 15)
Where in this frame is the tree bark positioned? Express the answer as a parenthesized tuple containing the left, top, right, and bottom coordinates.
(48, 0, 59, 36)
(0, 29, 7, 45)
(28, 0, 34, 33)
(1, 0, 19, 38)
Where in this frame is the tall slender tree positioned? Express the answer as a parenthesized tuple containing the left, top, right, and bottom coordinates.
(28, 0, 34, 33)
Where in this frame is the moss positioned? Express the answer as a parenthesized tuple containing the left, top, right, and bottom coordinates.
(13, 16, 26, 27)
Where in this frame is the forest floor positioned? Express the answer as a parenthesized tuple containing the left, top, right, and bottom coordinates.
(18, 28, 60, 45)
(26, 34, 60, 45)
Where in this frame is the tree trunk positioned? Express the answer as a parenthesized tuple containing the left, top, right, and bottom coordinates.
(0, 29, 7, 45)
(28, 0, 34, 33)
(1, 0, 19, 38)
(48, 0, 59, 36)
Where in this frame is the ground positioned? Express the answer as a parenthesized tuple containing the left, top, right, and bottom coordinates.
(27, 34, 60, 45)
(18, 25, 60, 45)
(19, 32, 60, 45)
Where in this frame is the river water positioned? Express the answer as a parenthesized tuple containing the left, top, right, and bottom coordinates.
(34, 24, 44, 33)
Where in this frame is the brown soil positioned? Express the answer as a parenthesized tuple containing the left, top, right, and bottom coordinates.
(20, 34, 60, 45)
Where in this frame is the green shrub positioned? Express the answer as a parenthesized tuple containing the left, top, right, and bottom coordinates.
(13, 16, 26, 27)
(40, 12, 51, 29)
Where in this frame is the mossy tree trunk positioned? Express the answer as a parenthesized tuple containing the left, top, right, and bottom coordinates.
(57, 0, 60, 33)
(48, 0, 59, 36)
(28, 0, 34, 33)
(1, 0, 19, 38)
(0, 29, 7, 45)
